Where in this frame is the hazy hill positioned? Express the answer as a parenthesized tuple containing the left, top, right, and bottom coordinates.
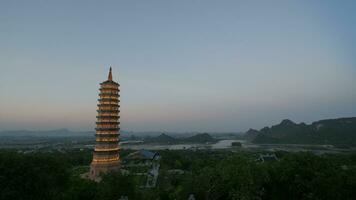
(143, 133, 217, 144)
(144, 133, 177, 144)
(246, 117, 356, 146)
(243, 129, 260, 141)
(0, 129, 94, 138)
(0, 129, 138, 139)
(184, 133, 217, 143)
(0, 129, 219, 145)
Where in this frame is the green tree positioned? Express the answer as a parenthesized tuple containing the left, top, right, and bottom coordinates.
(0, 152, 70, 200)
(95, 171, 136, 200)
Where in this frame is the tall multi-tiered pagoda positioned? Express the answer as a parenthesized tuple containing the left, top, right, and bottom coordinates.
(90, 67, 120, 180)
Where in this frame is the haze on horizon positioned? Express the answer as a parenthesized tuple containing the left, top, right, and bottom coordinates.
(0, 0, 355, 133)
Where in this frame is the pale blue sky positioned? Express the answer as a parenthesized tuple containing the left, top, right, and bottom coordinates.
(0, 0, 355, 132)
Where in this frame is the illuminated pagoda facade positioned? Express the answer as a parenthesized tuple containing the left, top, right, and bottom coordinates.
(90, 67, 121, 179)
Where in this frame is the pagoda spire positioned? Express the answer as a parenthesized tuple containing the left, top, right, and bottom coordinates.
(108, 67, 113, 81)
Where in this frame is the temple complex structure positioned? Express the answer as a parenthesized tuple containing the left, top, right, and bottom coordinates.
(90, 67, 121, 180)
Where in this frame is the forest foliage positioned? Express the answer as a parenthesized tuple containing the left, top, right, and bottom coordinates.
(0, 149, 355, 200)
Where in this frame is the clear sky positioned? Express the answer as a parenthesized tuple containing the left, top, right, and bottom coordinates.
(0, 0, 355, 132)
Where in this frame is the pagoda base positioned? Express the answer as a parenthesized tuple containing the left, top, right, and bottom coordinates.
(89, 161, 120, 181)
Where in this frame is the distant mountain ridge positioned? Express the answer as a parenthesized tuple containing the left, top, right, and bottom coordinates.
(184, 133, 217, 143)
(144, 133, 217, 144)
(0, 129, 143, 138)
(0, 129, 218, 144)
(243, 129, 259, 141)
(244, 117, 356, 146)
(0, 129, 94, 137)
(144, 133, 176, 144)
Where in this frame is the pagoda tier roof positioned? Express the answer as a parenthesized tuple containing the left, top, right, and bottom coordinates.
(97, 113, 119, 116)
(99, 93, 120, 98)
(95, 137, 119, 141)
(100, 80, 119, 86)
(96, 122, 120, 125)
(93, 153, 119, 157)
(98, 98, 119, 101)
(97, 110, 119, 113)
(95, 131, 119, 134)
(93, 155, 119, 160)
(96, 128, 119, 131)
(95, 140, 119, 144)
(100, 88, 119, 91)
(95, 132, 119, 135)
(99, 91, 119, 94)
(97, 108, 120, 111)
(96, 116, 120, 119)
(98, 98, 120, 102)
(94, 146, 120, 151)
(95, 134, 119, 138)
(94, 149, 119, 153)
(98, 101, 120, 104)
(97, 104, 120, 107)
(95, 127, 120, 131)
(97, 106, 119, 108)
(97, 107, 119, 109)
(91, 158, 120, 163)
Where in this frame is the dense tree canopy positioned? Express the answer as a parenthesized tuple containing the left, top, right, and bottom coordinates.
(0, 150, 355, 200)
